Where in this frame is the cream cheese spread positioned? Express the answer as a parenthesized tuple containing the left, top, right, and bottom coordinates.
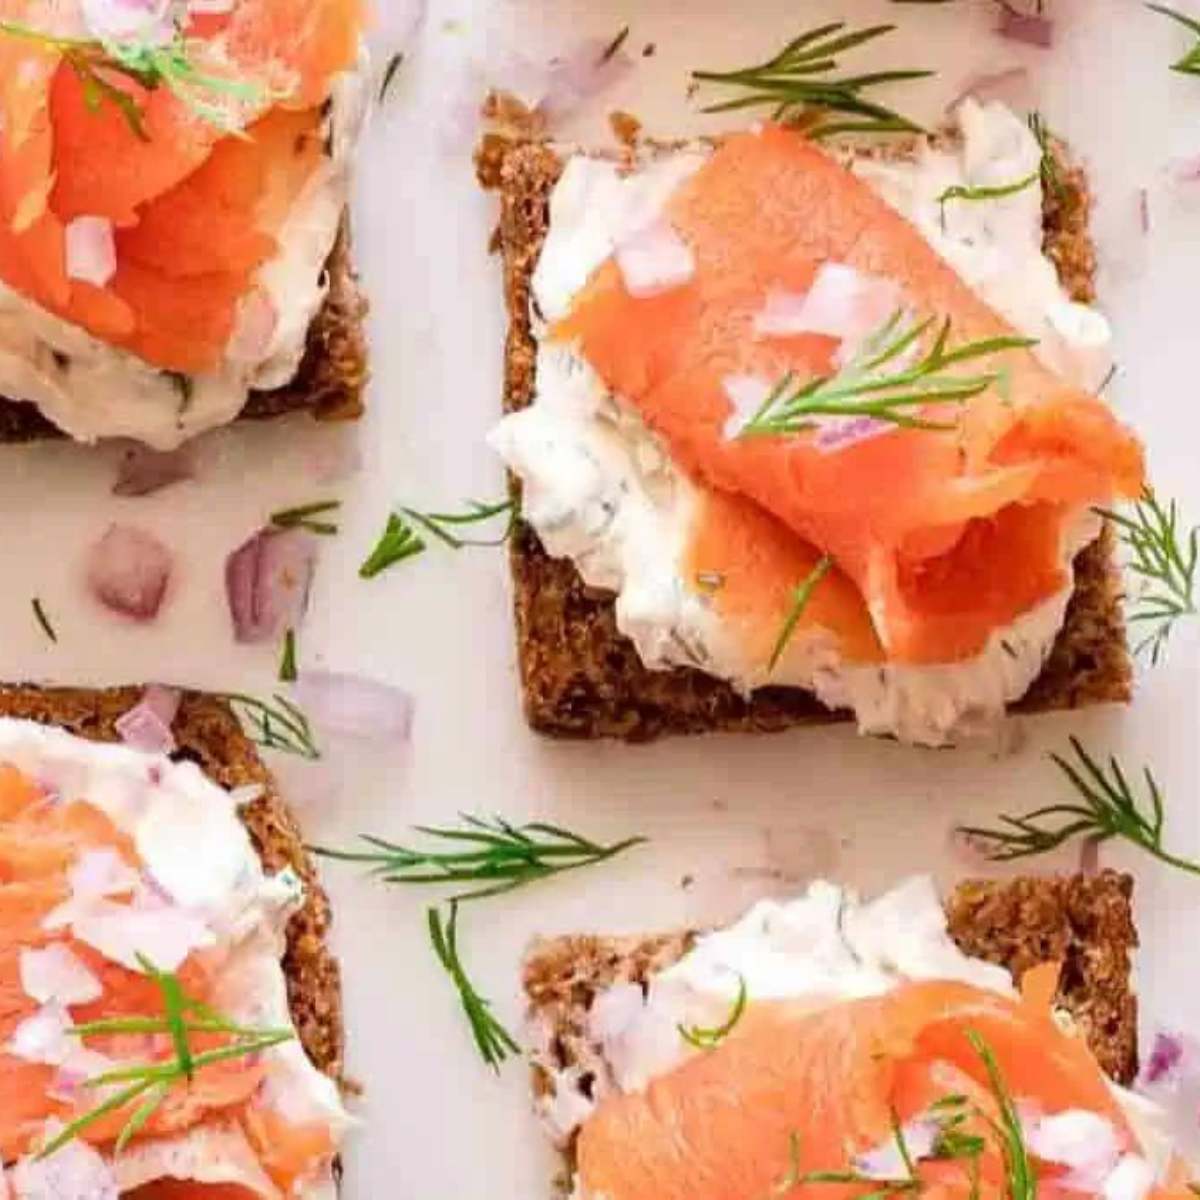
(489, 101, 1116, 746)
(0, 718, 350, 1196)
(0, 57, 367, 449)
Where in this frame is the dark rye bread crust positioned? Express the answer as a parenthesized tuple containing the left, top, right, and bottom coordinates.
(0, 683, 344, 1082)
(0, 223, 368, 443)
(486, 138, 1131, 742)
(522, 871, 1140, 1162)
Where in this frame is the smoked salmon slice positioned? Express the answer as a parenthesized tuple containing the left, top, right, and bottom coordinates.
(0, 0, 365, 374)
(574, 971, 1165, 1200)
(553, 127, 1144, 665)
(0, 761, 334, 1187)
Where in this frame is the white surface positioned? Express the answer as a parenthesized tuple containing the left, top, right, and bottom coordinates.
(0, 0, 1199, 1195)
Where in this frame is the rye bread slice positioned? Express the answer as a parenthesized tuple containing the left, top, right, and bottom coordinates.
(0, 222, 368, 444)
(522, 870, 1139, 1178)
(484, 137, 1132, 742)
(0, 683, 344, 1083)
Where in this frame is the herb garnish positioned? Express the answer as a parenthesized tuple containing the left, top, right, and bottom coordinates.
(1098, 489, 1198, 664)
(960, 736, 1200, 878)
(599, 25, 631, 65)
(359, 499, 516, 579)
(312, 815, 647, 903)
(0, 22, 266, 142)
(1027, 111, 1065, 201)
(38, 953, 293, 1159)
(936, 170, 1038, 223)
(31, 597, 57, 644)
(223, 693, 320, 760)
(278, 628, 298, 683)
(1148, 4, 1200, 74)
(428, 902, 519, 1072)
(379, 51, 404, 101)
(771, 1031, 1030, 1200)
(679, 974, 748, 1049)
(692, 22, 932, 139)
(270, 500, 341, 537)
(769, 556, 834, 671)
(737, 312, 1034, 439)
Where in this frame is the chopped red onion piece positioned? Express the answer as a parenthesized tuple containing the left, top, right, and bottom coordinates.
(115, 685, 180, 754)
(112, 440, 196, 497)
(12, 1131, 118, 1198)
(996, 8, 1055, 48)
(855, 1119, 938, 1179)
(1172, 155, 1200, 184)
(814, 415, 890, 454)
(615, 221, 695, 298)
(539, 35, 634, 124)
(756, 263, 898, 354)
(82, 0, 174, 43)
(86, 523, 172, 622)
(8, 1002, 70, 1065)
(721, 373, 773, 439)
(225, 527, 316, 644)
(20, 944, 103, 1006)
(65, 216, 117, 288)
(1143, 1032, 1184, 1084)
(294, 670, 414, 743)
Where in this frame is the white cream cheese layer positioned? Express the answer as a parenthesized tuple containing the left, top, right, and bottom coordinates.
(489, 101, 1115, 746)
(0, 59, 367, 450)
(0, 718, 350, 1197)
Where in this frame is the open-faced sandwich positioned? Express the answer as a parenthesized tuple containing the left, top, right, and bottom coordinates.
(0, 0, 368, 449)
(522, 870, 1192, 1200)
(0, 683, 349, 1195)
(485, 101, 1144, 746)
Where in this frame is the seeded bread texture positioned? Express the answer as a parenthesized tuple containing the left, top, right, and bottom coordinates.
(521, 870, 1139, 1162)
(0, 684, 344, 1082)
(485, 137, 1131, 741)
(0, 223, 368, 444)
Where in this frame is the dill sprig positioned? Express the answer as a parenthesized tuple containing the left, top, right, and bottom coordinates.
(379, 51, 404, 102)
(771, 1033, 1027, 1200)
(1148, 4, 1200, 74)
(222, 693, 320, 760)
(270, 500, 341, 537)
(678, 974, 748, 1049)
(959, 736, 1200, 878)
(428, 902, 519, 1072)
(1098, 489, 1198, 664)
(278, 628, 298, 683)
(692, 22, 932, 139)
(781, 1112, 923, 1198)
(312, 815, 647, 903)
(39, 953, 293, 1159)
(359, 499, 516, 579)
(769, 556, 834, 671)
(936, 170, 1038, 223)
(359, 512, 425, 578)
(737, 312, 1034, 439)
(0, 22, 266, 142)
(599, 25, 631, 65)
(1027, 111, 1065, 201)
(965, 1030, 1035, 1200)
(31, 597, 56, 644)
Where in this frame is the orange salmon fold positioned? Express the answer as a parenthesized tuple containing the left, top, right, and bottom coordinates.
(553, 126, 1144, 665)
(575, 973, 1161, 1200)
